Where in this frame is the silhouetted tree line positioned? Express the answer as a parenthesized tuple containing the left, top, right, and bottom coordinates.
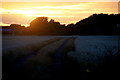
(2, 14, 120, 35)
(2, 24, 26, 35)
(74, 14, 120, 35)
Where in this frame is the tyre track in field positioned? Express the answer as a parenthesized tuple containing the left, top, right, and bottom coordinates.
(17, 37, 75, 68)
(3, 37, 75, 80)
(26, 37, 75, 80)
(51, 37, 75, 79)
(26, 38, 70, 66)
(12, 38, 64, 68)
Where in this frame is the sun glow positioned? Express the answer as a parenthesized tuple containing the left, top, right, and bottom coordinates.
(1, 8, 64, 16)
(22, 10, 37, 16)
(12, 9, 38, 16)
(0, 9, 37, 16)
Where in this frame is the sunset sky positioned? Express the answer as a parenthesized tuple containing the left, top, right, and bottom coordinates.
(0, 1, 119, 26)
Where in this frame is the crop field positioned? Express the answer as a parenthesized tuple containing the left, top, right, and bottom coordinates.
(2, 35, 120, 80)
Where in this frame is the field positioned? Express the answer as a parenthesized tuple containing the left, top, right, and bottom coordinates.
(69, 36, 120, 64)
(2, 35, 120, 80)
(3, 36, 69, 52)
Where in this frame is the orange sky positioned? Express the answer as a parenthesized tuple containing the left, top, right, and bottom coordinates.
(0, 2, 118, 26)
(2, 0, 120, 2)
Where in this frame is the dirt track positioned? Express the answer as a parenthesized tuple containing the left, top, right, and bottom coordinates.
(23, 37, 75, 66)
(3, 37, 75, 80)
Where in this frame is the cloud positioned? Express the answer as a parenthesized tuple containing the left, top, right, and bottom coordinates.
(1, 2, 118, 25)
(29, 4, 85, 10)
(1, 14, 34, 25)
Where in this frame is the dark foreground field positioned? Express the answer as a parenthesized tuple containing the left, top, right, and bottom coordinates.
(2, 36, 120, 80)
